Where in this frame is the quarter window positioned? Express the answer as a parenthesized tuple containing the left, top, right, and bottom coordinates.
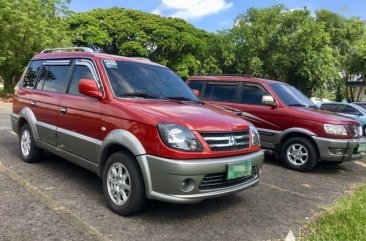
(203, 83, 237, 103)
(42, 65, 70, 93)
(23, 61, 43, 89)
(240, 84, 270, 105)
(339, 105, 360, 115)
(68, 65, 95, 95)
(321, 104, 338, 112)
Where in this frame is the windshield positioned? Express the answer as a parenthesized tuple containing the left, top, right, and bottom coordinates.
(269, 83, 316, 107)
(103, 60, 198, 101)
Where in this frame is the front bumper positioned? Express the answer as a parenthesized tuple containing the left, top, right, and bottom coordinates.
(313, 136, 366, 162)
(137, 150, 264, 204)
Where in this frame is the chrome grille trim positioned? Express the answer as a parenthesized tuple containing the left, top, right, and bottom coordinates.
(200, 130, 250, 151)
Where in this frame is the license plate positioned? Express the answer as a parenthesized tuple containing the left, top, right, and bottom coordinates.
(227, 161, 252, 180)
(358, 143, 366, 153)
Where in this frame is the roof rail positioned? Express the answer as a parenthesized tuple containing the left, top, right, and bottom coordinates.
(129, 57, 151, 62)
(204, 73, 251, 77)
(41, 47, 95, 54)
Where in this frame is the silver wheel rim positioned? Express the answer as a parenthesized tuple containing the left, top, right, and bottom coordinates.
(107, 163, 131, 206)
(287, 144, 308, 166)
(21, 130, 31, 157)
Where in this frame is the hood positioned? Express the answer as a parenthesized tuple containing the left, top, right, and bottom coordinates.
(288, 107, 359, 125)
(121, 100, 249, 132)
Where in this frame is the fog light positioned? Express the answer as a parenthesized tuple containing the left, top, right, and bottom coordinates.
(329, 148, 345, 155)
(181, 178, 195, 192)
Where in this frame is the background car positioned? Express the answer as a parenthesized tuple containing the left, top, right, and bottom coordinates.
(320, 102, 366, 135)
(353, 102, 366, 110)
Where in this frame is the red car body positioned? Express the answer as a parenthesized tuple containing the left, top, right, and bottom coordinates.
(11, 50, 264, 215)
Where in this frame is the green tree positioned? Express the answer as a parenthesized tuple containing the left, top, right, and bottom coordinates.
(0, 0, 71, 93)
(220, 5, 339, 97)
(67, 8, 219, 79)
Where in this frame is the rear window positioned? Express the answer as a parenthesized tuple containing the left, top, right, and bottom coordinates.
(203, 83, 237, 103)
(23, 61, 43, 89)
(42, 65, 70, 93)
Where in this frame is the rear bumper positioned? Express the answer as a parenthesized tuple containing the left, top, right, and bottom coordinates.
(137, 150, 264, 204)
(10, 113, 19, 134)
(313, 136, 366, 162)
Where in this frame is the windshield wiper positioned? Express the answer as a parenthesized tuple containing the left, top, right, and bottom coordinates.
(288, 104, 306, 107)
(165, 96, 205, 105)
(118, 92, 159, 99)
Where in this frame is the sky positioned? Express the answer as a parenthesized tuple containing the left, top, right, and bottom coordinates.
(69, 0, 366, 33)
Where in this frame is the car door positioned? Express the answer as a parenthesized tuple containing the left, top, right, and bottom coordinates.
(57, 59, 102, 163)
(30, 59, 73, 146)
(200, 81, 239, 111)
(234, 83, 281, 150)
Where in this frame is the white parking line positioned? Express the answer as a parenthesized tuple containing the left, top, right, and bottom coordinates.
(0, 163, 111, 241)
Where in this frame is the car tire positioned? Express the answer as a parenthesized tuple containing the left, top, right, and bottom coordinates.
(102, 151, 147, 216)
(19, 124, 43, 163)
(281, 137, 318, 172)
(363, 125, 366, 136)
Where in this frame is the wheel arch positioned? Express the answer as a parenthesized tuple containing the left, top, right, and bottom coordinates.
(277, 128, 319, 158)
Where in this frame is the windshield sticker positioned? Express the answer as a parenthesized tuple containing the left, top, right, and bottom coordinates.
(104, 60, 118, 69)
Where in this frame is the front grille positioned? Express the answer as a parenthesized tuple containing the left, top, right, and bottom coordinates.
(348, 125, 362, 138)
(199, 167, 257, 190)
(200, 130, 250, 151)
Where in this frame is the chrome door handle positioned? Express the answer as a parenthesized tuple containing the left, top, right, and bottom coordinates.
(60, 107, 67, 114)
(30, 101, 36, 106)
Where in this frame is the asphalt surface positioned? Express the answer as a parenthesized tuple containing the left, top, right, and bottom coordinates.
(0, 102, 366, 241)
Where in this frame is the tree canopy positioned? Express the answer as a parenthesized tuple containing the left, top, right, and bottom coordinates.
(67, 8, 220, 79)
(1, 2, 366, 101)
(0, 0, 71, 92)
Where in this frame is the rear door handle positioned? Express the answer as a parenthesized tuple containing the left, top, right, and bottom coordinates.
(60, 107, 67, 114)
(30, 101, 36, 106)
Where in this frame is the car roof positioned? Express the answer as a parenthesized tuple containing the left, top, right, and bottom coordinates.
(31, 52, 165, 68)
(188, 75, 283, 84)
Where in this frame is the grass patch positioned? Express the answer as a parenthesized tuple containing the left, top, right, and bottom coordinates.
(301, 184, 366, 241)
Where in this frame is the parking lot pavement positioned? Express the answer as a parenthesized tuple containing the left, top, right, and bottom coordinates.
(1, 102, 366, 241)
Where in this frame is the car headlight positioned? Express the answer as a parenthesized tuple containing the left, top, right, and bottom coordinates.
(323, 124, 348, 135)
(158, 123, 203, 152)
(250, 124, 260, 146)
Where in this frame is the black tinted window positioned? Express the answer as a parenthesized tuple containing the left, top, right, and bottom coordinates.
(339, 105, 360, 115)
(188, 81, 204, 93)
(42, 66, 70, 93)
(23, 61, 43, 89)
(69, 65, 94, 95)
(241, 85, 270, 105)
(203, 83, 237, 103)
(321, 104, 338, 112)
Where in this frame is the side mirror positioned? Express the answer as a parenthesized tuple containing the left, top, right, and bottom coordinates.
(262, 95, 276, 107)
(79, 79, 103, 99)
(192, 89, 200, 97)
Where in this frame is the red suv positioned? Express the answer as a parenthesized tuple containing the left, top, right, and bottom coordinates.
(187, 75, 366, 172)
(11, 48, 264, 215)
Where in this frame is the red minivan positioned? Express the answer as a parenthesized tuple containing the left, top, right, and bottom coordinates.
(11, 48, 264, 215)
(187, 75, 366, 172)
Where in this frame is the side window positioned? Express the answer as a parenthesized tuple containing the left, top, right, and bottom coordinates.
(339, 105, 360, 115)
(42, 65, 70, 93)
(36, 66, 49, 90)
(321, 104, 338, 112)
(68, 65, 95, 96)
(188, 80, 204, 93)
(240, 84, 270, 105)
(23, 61, 43, 89)
(203, 83, 237, 103)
